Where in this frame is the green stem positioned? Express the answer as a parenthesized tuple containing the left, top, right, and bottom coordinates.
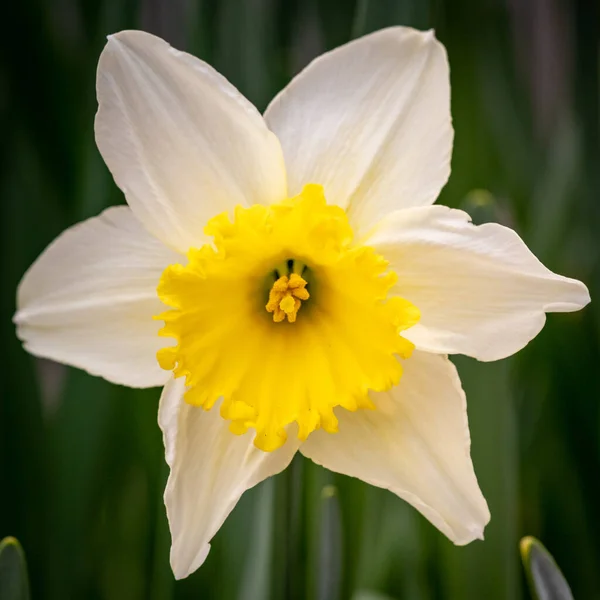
(284, 455, 304, 600)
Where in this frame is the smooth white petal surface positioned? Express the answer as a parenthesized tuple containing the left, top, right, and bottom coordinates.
(368, 205, 590, 361)
(96, 30, 287, 253)
(15, 206, 179, 387)
(265, 26, 452, 235)
(160, 378, 299, 579)
(301, 351, 489, 544)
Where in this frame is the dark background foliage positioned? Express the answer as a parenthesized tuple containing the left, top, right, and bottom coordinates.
(1, 0, 598, 598)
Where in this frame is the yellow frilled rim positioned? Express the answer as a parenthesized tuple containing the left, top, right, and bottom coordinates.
(155, 184, 420, 452)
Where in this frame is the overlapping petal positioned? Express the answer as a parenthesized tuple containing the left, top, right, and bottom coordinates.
(96, 30, 287, 253)
(367, 206, 590, 360)
(265, 26, 452, 236)
(301, 350, 489, 544)
(159, 377, 299, 579)
(15, 207, 179, 387)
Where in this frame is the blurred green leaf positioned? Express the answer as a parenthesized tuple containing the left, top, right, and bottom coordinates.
(237, 479, 276, 600)
(213, 0, 279, 110)
(352, 591, 398, 600)
(460, 189, 500, 225)
(0, 537, 30, 600)
(317, 483, 342, 600)
(520, 537, 573, 600)
(440, 357, 520, 600)
(352, 0, 430, 37)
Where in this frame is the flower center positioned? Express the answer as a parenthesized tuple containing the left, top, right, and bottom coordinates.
(155, 184, 420, 452)
(266, 272, 310, 323)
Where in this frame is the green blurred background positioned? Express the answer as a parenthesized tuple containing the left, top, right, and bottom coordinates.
(1, 0, 598, 598)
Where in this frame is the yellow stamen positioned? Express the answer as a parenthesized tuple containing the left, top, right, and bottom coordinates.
(266, 273, 310, 323)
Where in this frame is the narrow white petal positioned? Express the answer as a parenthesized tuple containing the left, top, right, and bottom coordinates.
(15, 207, 179, 387)
(160, 378, 299, 579)
(301, 351, 489, 544)
(265, 26, 451, 235)
(96, 30, 287, 253)
(368, 205, 590, 361)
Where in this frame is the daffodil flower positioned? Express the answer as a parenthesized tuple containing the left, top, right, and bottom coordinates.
(14, 27, 589, 579)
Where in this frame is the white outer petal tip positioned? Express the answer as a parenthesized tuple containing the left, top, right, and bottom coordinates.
(368, 205, 590, 361)
(171, 544, 210, 581)
(14, 206, 179, 388)
(159, 378, 299, 579)
(301, 351, 490, 545)
(95, 29, 287, 253)
(264, 26, 452, 233)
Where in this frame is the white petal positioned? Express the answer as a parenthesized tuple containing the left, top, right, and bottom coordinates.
(264, 26, 451, 235)
(367, 205, 590, 361)
(160, 378, 299, 579)
(15, 206, 179, 388)
(96, 30, 287, 253)
(301, 351, 489, 544)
